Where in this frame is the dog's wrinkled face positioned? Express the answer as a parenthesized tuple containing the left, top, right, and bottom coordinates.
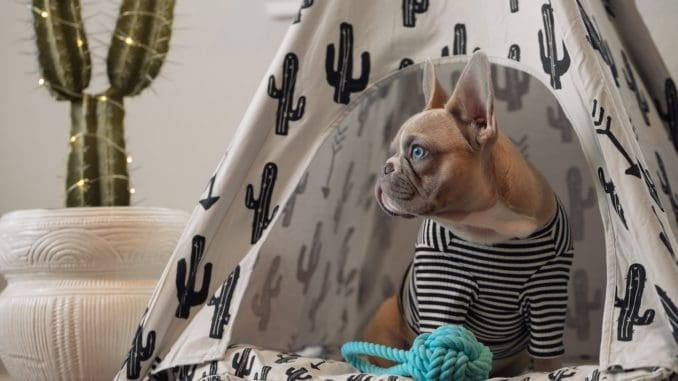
(375, 52, 499, 221)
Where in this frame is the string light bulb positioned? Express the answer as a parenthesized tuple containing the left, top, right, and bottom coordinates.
(77, 39, 84, 47)
(129, 187, 136, 194)
(125, 37, 134, 45)
(99, 95, 107, 102)
(38, 78, 45, 86)
(69, 136, 77, 144)
(126, 156, 133, 164)
(76, 179, 87, 188)
(40, 11, 48, 18)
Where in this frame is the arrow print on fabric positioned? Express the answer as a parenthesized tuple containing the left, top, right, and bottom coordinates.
(199, 175, 220, 210)
(592, 100, 641, 178)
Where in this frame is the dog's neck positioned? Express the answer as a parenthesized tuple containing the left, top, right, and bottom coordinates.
(435, 133, 556, 244)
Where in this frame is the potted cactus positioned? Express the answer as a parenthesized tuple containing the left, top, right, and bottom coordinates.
(0, 1, 189, 380)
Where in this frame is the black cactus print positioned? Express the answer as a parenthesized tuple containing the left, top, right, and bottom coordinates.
(593, 99, 641, 178)
(508, 44, 521, 61)
(337, 227, 357, 295)
(549, 369, 576, 381)
(334, 162, 355, 233)
(538, 3, 570, 89)
(252, 256, 282, 331)
(275, 353, 300, 364)
(309, 262, 331, 331)
(621, 51, 649, 126)
(255, 365, 272, 380)
(402, 0, 428, 27)
(297, 221, 322, 294)
(232, 347, 255, 378)
(598, 167, 628, 229)
(576, 0, 619, 86)
(652, 206, 675, 260)
(614, 263, 655, 341)
(567, 167, 596, 241)
(326, 22, 370, 105)
(566, 269, 602, 339)
(656, 151, 678, 224)
(286, 367, 312, 381)
(282, 172, 308, 227)
(268, 53, 306, 136)
(246, 162, 280, 244)
(584, 369, 601, 381)
(548, 105, 572, 143)
(323, 124, 349, 198)
(177, 365, 197, 381)
(655, 285, 678, 344)
(654, 79, 678, 150)
(510, 0, 519, 12)
(399, 58, 414, 69)
(356, 173, 377, 211)
(201, 361, 221, 381)
(292, 0, 313, 24)
(124, 323, 156, 379)
(442, 24, 466, 57)
(176, 235, 213, 319)
(208, 265, 240, 339)
(199, 175, 220, 210)
(493, 66, 530, 111)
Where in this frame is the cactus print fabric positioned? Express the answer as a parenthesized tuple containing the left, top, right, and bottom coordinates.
(115, 0, 677, 380)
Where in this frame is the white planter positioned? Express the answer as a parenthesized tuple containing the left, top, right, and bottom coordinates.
(0, 207, 188, 381)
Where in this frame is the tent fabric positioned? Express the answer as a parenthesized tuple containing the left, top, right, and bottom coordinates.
(115, 0, 678, 380)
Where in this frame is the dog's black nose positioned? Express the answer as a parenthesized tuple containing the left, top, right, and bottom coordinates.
(383, 162, 395, 175)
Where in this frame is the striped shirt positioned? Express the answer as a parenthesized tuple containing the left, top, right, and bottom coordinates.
(399, 199, 574, 359)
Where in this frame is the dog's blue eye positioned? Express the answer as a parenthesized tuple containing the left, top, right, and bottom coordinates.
(411, 145, 426, 159)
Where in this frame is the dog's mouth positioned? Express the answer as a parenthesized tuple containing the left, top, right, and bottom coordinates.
(375, 184, 416, 219)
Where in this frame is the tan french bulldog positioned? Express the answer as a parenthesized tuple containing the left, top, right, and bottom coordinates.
(366, 52, 565, 376)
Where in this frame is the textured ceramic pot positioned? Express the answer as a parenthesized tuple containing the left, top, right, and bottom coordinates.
(0, 207, 188, 381)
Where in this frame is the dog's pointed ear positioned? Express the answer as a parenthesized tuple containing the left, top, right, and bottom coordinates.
(422, 60, 448, 110)
(446, 51, 497, 150)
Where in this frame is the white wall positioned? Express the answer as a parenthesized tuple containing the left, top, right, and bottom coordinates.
(0, 1, 289, 215)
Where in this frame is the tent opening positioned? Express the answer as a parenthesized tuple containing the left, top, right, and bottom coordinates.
(230, 60, 606, 365)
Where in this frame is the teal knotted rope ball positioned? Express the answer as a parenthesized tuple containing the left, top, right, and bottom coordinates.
(341, 325, 492, 381)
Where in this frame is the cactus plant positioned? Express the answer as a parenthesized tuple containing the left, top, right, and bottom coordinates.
(326, 22, 371, 105)
(201, 361, 221, 381)
(538, 3, 570, 89)
(232, 347, 255, 378)
(567, 167, 596, 241)
(246, 163, 280, 244)
(615, 264, 656, 341)
(297, 221, 322, 294)
(255, 366, 272, 380)
(209, 265, 240, 339)
(621, 51, 649, 126)
(251, 256, 282, 331)
(175, 235, 213, 319)
(402, 0, 429, 27)
(125, 323, 156, 379)
(654, 79, 678, 150)
(268, 53, 306, 136)
(31, 0, 175, 207)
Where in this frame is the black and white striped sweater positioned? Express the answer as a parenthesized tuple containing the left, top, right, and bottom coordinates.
(399, 199, 574, 359)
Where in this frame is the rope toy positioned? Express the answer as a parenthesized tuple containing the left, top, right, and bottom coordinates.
(341, 325, 492, 381)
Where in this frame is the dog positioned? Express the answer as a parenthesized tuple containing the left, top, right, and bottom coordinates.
(365, 51, 573, 376)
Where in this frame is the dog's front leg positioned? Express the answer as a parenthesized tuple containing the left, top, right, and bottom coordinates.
(362, 295, 416, 367)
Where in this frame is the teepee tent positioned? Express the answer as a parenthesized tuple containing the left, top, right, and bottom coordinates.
(117, 0, 678, 380)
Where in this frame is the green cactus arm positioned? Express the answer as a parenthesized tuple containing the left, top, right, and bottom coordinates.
(32, 0, 91, 100)
(107, 0, 175, 97)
